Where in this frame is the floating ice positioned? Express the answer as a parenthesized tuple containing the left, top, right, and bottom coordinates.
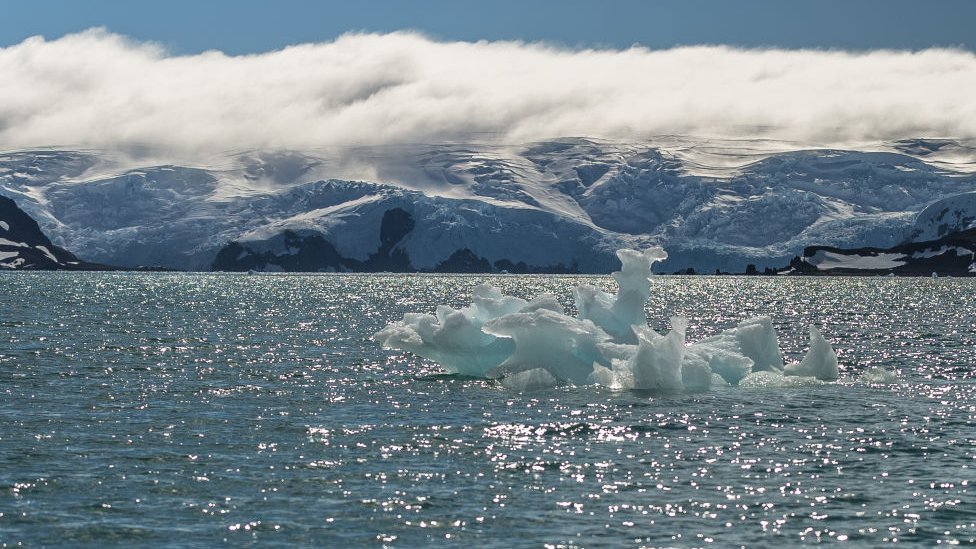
(594, 318, 687, 392)
(575, 248, 668, 344)
(856, 367, 900, 385)
(686, 317, 784, 386)
(738, 370, 826, 389)
(373, 285, 525, 376)
(483, 308, 613, 384)
(498, 367, 559, 392)
(783, 326, 839, 380)
(375, 247, 843, 392)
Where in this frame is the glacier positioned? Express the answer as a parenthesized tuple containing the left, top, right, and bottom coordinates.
(375, 246, 843, 392)
(2, 137, 976, 273)
(0, 194, 103, 270)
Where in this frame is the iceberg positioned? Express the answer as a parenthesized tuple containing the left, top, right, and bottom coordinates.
(375, 247, 842, 392)
(782, 326, 839, 380)
(687, 316, 784, 386)
(483, 308, 613, 384)
(372, 285, 525, 376)
(594, 318, 686, 392)
(575, 248, 669, 344)
(498, 367, 560, 392)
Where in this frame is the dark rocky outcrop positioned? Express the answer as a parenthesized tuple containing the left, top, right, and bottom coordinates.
(492, 258, 578, 274)
(786, 228, 976, 276)
(0, 195, 113, 270)
(211, 232, 346, 272)
(360, 208, 415, 272)
(434, 249, 492, 273)
(211, 206, 583, 273)
(212, 208, 419, 272)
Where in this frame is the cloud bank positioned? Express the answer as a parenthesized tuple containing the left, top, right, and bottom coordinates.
(1, 29, 975, 159)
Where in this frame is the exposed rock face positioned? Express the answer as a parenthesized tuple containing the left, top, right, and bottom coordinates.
(910, 191, 976, 241)
(211, 232, 346, 272)
(211, 207, 585, 273)
(0, 195, 107, 270)
(434, 249, 492, 273)
(789, 228, 976, 276)
(212, 208, 413, 272)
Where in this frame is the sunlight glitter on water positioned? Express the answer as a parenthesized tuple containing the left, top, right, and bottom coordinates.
(0, 272, 974, 546)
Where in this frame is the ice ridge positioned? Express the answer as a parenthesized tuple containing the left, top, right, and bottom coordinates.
(374, 247, 841, 391)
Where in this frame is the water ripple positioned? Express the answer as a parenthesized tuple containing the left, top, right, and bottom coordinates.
(0, 273, 974, 545)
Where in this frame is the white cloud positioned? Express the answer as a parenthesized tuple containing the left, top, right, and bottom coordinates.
(1, 29, 974, 160)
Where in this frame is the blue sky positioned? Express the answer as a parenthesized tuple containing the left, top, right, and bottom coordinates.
(2, 0, 975, 54)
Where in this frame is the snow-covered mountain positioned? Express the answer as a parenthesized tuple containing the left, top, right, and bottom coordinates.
(910, 191, 976, 242)
(2, 138, 976, 273)
(0, 194, 101, 269)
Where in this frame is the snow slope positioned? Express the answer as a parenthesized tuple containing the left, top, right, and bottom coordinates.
(1, 138, 976, 272)
(0, 194, 100, 269)
(910, 191, 976, 242)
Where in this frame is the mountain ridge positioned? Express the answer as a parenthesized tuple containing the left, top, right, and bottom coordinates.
(0, 194, 112, 270)
(2, 138, 976, 273)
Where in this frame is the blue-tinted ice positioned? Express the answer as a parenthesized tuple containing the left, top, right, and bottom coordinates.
(375, 248, 843, 391)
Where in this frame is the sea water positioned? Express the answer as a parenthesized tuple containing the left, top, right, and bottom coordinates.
(1, 272, 974, 546)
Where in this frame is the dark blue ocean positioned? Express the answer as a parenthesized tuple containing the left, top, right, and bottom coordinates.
(1, 273, 974, 546)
